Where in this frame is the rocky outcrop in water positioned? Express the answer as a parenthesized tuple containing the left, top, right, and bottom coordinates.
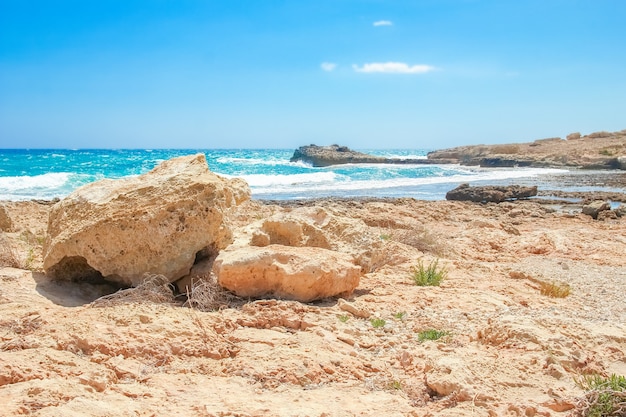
(43, 154, 250, 286)
(290, 144, 448, 167)
(427, 129, 626, 169)
(446, 183, 538, 203)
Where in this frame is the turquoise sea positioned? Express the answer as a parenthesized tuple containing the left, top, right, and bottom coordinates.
(0, 148, 573, 201)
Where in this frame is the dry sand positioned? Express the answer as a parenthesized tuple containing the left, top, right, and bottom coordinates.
(1, 195, 625, 416)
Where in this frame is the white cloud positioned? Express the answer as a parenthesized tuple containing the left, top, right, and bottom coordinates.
(373, 20, 393, 27)
(321, 62, 337, 72)
(352, 62, 435, 74)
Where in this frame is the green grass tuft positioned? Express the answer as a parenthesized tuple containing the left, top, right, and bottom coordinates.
(370, 318, 386, 328)
(393, 311, 407, 320)
(410, 259, 447, 286)
(575, 374, 626, 417)
(417, 329, 450, 342)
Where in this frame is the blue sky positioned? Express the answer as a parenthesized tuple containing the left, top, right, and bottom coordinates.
(1, 0, 625, 149)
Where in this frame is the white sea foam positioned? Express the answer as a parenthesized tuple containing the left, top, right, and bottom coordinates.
(0, 172, 71, 191)
(233, 171, 339, 187)
(250, 167, 568, 198)
(216, 156, 312, 169)
(0, 172, 91, 201)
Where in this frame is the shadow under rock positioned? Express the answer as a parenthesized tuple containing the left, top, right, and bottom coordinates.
(33, 272, 122, 307)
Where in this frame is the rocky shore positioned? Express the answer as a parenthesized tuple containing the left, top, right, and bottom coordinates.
(1, 153, 625, 416)
(291, 129, 626, 170)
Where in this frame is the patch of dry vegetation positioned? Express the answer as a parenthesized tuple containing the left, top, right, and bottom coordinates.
(394, 225, 449, 257)
(0, 232, 21, 268)
(538, 280, 571, 298)
(91, 274, 176, 307)
(90, 272, 237, 312)
(183, 274, 237, 312)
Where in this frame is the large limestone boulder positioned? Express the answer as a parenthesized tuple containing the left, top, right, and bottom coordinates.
(43, 154, 250, 286)
(214, 245, 362, 302)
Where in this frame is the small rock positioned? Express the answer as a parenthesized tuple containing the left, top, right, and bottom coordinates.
(337, 298, 371, 318)
(597, 210, 618, 221)
(581, 200, 611, 219)
(566, 132, 581, 140)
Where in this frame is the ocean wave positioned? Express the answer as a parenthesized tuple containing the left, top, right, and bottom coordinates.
(233, 171, 340, 187)
(0, 172, 94, 201)
(0, 172, 71, 191)
(250, 167, 568, 197)
(215, 156, 312, 169)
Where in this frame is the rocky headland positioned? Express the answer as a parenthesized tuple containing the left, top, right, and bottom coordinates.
(1, 152, 626, 416)
(427, 129, 626, 169)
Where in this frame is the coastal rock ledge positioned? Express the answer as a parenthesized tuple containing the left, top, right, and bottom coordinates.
(427, 128, 626, 169)
(43, 154, 250, 286)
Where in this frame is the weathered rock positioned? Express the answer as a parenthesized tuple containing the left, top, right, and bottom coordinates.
(290, 145, 387, 167)
(446, 183, 538, 203)
(290, 144, 438, 167)
(43, 154, 250, 286)
(213, 245, 362, 302)
(586, 131, 612, 139)
(615, 204, 626, 218)
(243, 206, 381, 270)
(597, 210, 618, 221)
(251, 207, 333, 249)
(581, 200, 611, 219)
(566, 132, 581, 140)
(0, 205, 13, 232)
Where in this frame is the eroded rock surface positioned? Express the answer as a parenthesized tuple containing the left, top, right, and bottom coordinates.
(43, 154, 250, 286)
(214, 245, 362, 302)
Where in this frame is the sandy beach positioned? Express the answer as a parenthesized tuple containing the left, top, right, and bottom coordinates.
(1, 174, 625, 416)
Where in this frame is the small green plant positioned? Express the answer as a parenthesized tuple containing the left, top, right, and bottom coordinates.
(417, 329, 450, 342)
(370, 318, 386, 328)
(393, 312, 406, 320)
(539, 281, 571, 298)
(575, 374, 626, 417)
(338, 314, 350, 323)
(379, 233, 392, 241)
(388, 380, 403, 390)
(410, 259, 447, 286)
